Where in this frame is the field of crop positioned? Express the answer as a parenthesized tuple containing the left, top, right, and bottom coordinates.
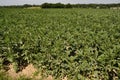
(0, 8, 120, 80)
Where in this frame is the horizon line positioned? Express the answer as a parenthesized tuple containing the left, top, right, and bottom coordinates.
(0, 2, 120, 6)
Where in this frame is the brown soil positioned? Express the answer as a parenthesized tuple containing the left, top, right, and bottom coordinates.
(7, 64, 41, 80)
(45, 75, 53, 80)
(62, 76, 67, 80)
(6, 64, 67, 80)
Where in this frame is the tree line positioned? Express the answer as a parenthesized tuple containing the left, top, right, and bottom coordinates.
(0, 3, 120, 9)
(41, 3, 120, 8)
(0, 4, 39, 8)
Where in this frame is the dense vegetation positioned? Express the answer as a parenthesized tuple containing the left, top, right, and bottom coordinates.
(0, 8, 120, 79)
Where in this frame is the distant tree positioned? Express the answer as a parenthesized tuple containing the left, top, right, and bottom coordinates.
(56, 3, 65, 8)
(41, 3, 49, 8)
(23, 4, 32, 7)
(41, 3, 65, 8)
(65, 3, 72, 8)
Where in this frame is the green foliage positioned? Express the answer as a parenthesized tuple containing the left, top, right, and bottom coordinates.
(0, 8, 120, 79)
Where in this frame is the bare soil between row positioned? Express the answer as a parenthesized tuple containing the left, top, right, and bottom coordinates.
(2, 64, 67, 80)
